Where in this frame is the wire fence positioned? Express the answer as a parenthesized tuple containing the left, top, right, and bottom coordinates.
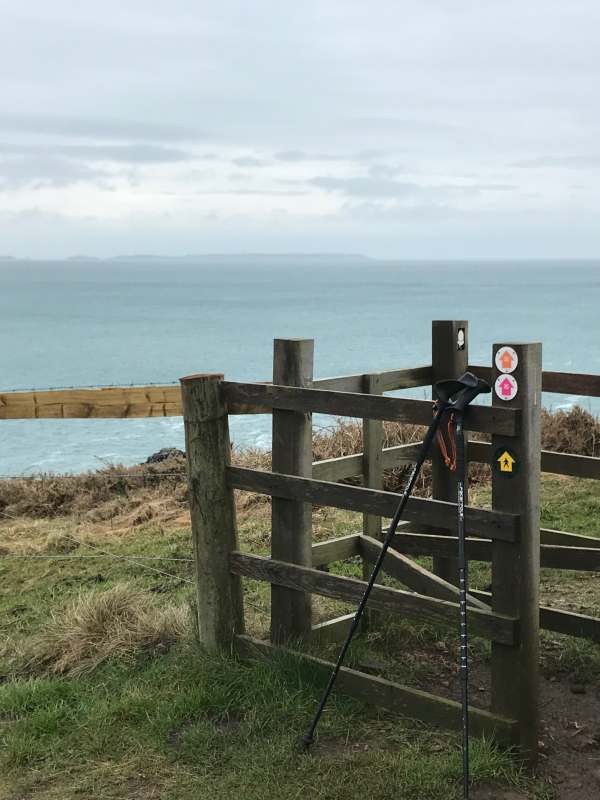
(2, 379, 180, 393)
(0, 506, 195, 585)
(0, 472, 186, 481)
(0, 382, 275, 623)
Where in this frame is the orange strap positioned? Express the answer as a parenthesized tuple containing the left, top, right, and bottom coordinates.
(434, 407, 457, 471)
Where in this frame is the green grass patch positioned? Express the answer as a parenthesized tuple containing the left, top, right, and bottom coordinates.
(2, 473, 599, 798)
(0, 641, 533, 800)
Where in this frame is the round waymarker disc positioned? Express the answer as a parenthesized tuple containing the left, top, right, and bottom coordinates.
(495, 346, 518, 374)
(494, 374, 518, 401)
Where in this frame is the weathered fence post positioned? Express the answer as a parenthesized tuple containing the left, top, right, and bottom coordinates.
(361, 373, 384, 627)
(180, 373, 244, 650)
(431, 320, 468, 582)
(490, 342, 542, 767)
(271, 339, 314, 643)
(362, 372, 384, 541)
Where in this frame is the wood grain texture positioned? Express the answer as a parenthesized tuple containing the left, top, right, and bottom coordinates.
(0, 368, 433, 420)
(392, 533, 492, 561)
(318, 435, 600, 483)
(471, 590, 600, 643)
(227, 466, 520, 542)
(222, 381, 517, 435)
(311, 534, 361, 567)
(313, 365, 433, 393)
(270, 339, 313, 643)
(537, 605, 600, 641)
(310, 614, 357, 644)
(0, 385, 182, 419)
(431, 320, 469, 583)
(361, 374, 385, 630)
(542, 370, 600, 397)
(540, 544, 600, 571)
(229, 552, 517, 644)
(312, 441, 422, 482)
(491, 342, 542, 767)
(378, 365, 433, 392)
(362, 373, 384, 544)
(540, 527, 600, 549)
(469, 365, 600, 398)
(392, 533, 600, 570)
(234, 634, 518, 744)
(467, 439, 600, 480)
(359, 535, 489, 609)
(180, 374, 244, 649)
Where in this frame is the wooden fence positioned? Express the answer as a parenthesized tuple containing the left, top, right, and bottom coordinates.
(3, 320, 600, 768)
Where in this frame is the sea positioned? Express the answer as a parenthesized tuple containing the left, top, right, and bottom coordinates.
(1, 257, 599, 475)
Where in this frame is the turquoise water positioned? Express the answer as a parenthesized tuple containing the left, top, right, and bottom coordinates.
(1, 257, 599, 474)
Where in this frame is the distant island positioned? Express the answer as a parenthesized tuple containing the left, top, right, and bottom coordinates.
(1, 253, 373, 264)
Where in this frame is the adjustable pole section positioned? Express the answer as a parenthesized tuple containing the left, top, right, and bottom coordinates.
(302, 401, 450, 749)
(455, 411, 470, 800)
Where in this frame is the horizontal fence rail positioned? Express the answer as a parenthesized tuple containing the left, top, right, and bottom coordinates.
(0, 386, 182, 419)
(3, 363, 599, 421)
(540, 528, 600, 548)
(4, 366, 598, 422)
(313, 365, 433, 393)
(230, 552, 517, 644)
(312, 440, 600, 483)
(470, 365, 600, 398)
(227, 466, 519, 541)
(468, 440, 600, 481)
(389, 533, 600, 571)
(235, 635, 518, 744)
(308, 533, 600, 643)
(470, 590, 600, 643)
(0, 365, 433, 420)
(222, 381, 518, 435)
(312, 441, 422, 482)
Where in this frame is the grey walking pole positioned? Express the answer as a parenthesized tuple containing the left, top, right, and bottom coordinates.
(449, 375, 491, 800)
(302, 374, 475, 751)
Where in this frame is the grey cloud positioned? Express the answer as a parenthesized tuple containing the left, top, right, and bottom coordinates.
(514, 156, 600, 169)
(310, 175, 421, 198)
(0, 155, 107, 189)
(310, 175, 516, 199)
(0, 113, 201, 142)
(274, 150, 346, 163)
(367, 163, 404, 180)
(354, 149, 388, 161)
(194, 189, 309, 196)
(1, 1, 599, 257)
(1, 143, 193, 164)
(70, 144, 192, 163)
(339, 199, 468, 224)
(0, 141, 193, 190)
(231, 156, 268, 168)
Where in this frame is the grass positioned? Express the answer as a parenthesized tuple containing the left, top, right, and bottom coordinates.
(1, 409, 600, 799)
(0, 519, 546, 798)
(0, 642, 529, 800)
(11, 584, 188, 676)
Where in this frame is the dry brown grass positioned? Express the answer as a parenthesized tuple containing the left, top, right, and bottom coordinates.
(1, 406, 598, 523)
(0, 456, 188, 520)
(5, 584, 189, 676)
(541, 406, 600, 456)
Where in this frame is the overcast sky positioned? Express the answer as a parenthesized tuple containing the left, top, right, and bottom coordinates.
(1, 1, 600, 259)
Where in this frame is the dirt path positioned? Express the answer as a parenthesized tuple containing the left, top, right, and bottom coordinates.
(438, 667, 600, 798)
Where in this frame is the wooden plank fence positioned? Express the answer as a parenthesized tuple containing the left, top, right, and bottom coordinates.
(3, 320, 600, 769)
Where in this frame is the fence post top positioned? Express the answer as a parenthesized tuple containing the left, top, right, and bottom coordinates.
(273, 337, 314, 343)
(180, 373, 225, 384)
(492, 342, 541, 349)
